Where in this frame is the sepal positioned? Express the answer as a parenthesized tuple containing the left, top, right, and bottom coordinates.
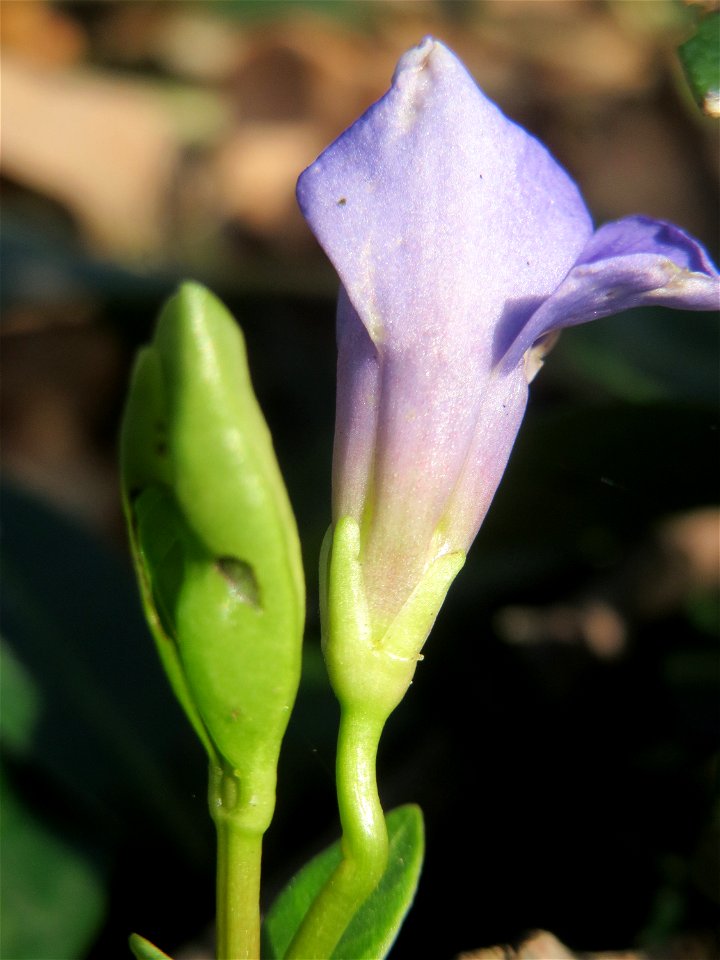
(322, 516, 464, 717)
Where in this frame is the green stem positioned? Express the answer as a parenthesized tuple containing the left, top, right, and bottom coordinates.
(211, 764, 268, 960)
(285, 707, 389, 959)
(215, 820, 262, 959)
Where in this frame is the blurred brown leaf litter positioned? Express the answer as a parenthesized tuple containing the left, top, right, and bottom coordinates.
(2, 0, 717, 264)
(459, 927, 718, 958)
(496, 508, 720, 660)
(2, 0, 717, 539)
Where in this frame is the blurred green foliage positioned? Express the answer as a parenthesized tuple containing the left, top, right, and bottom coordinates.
(1, 767, 106, 960)
(679, 10, 720, 116)
(1, 484, 214, 958)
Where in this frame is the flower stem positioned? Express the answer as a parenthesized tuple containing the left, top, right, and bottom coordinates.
(210, 764, 270, 960)
(215, 820, 262, 959)
(286, 707, 389, 959)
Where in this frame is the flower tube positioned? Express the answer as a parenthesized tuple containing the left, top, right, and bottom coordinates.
(298, 37, 719, 667)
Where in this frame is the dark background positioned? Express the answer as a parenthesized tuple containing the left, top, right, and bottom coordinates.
(2, 2, 718, 958)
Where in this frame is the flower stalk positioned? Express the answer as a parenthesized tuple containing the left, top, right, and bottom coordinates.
(286, 514, 464, 955)
(210, 763, 273, 960)
(285, 709, 388, 959)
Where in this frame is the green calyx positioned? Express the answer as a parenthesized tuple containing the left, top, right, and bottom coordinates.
(120, 282, 304, 819)
(321, 516, 465, 719)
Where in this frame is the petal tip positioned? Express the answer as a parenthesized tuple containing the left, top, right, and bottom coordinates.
(392, 36, 459, 87)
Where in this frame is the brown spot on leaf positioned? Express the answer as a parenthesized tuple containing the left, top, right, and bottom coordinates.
(216, 557, 261, 609)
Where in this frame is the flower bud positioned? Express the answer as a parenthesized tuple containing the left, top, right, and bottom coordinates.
(121, 283, 304, 824)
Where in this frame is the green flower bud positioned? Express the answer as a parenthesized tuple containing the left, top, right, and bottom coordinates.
(121, 282, 304, 825)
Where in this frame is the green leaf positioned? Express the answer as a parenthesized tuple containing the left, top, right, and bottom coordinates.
(0, 769, 106, 960)
(262, 804, 424, 960)
(128, 932, 174, 960)
(679, 12, 720, 117)
(120, 282, 305, 786)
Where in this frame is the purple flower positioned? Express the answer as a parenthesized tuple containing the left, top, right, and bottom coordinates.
(297, 37, 719, 636)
